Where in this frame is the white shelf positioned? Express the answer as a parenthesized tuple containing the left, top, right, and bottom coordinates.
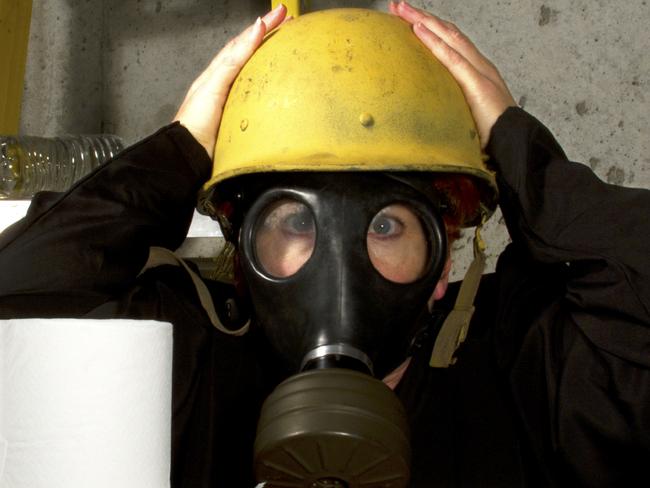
(0, 200, 31, 233)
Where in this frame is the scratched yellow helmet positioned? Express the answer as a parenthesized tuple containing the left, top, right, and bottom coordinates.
(200, 8, 497, 230)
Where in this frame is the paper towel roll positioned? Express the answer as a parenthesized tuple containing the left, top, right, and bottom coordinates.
(0, 319, 173, 488)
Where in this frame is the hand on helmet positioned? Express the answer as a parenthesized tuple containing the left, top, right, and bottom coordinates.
(389, 1, 516, 148)
(174, 4, 288, 158)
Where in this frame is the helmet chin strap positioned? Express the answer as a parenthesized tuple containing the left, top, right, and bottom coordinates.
(429, 222, 487, 368)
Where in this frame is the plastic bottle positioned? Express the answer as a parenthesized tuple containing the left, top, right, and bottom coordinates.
(0, 134, 125, 199)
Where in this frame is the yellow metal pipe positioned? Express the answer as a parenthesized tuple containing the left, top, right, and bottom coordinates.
(0, 0, 32, 135)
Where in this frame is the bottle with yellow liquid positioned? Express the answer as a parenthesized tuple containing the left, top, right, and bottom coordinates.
(0, 135, 124, 199)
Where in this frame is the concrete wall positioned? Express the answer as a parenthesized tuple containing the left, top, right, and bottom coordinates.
(19, 0, 650, 281)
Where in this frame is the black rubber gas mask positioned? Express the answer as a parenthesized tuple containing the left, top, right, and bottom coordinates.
(238, 173, 447, 487)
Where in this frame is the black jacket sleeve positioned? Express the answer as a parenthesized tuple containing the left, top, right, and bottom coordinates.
(488, 107, 650, 367)
(0, 122, 212, 316)
(487, 107, 650, 486)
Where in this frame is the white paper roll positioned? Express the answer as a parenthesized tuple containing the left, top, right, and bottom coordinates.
(0, 319, 173, 488)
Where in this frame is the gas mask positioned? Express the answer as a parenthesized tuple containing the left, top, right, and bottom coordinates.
(235, 173, 448, 487)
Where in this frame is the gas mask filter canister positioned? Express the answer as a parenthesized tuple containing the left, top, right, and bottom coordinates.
(238, 173, 448, 487)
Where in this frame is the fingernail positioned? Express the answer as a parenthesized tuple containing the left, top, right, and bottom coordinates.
(262, 4, 282, 23)
(250, 16, 262, 37)
(413, 22, 430, 35)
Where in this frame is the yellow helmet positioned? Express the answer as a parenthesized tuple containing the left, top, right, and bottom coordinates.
(200, 8, 497, 228)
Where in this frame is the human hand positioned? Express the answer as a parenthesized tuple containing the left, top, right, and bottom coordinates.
(389, 1, 516, 148)
(174, 4, 288, 158)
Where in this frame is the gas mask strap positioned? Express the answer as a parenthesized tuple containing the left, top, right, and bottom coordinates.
(429, 224, 487, 368)
(140, 247, 249, 336)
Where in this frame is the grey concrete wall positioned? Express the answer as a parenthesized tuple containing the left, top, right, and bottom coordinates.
(20, 0, 104, 136)
(19, 0, 650, 280)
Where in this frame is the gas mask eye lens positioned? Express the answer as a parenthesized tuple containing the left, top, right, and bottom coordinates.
(254, 198, 316, 278)
(367, 204, 429, 284)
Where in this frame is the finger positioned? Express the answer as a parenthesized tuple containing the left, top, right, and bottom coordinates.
(186, 3, 285, 101)
(413, 22, 515, 147)
(261, 3, 288, 30)
(180, 16, 264, 129)
(174, 5, 287, 152)
(198, 3, 287, 86)
(219, 2, 288, 68)
(184, 18, 264, 99)
(194, 3, 288, 101)
(207, 15, 273, 76)
(395, 2, 501, 86)
(413, 22, 483, 93)
(396, 3, 483, 66)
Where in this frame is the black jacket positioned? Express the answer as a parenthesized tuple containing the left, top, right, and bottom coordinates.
(1, 108, 648, 487)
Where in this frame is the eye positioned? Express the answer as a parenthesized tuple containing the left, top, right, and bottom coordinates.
(367, 204, 429, 284)
(281, 209, 315, 236)
(368, 213, 404, 239)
